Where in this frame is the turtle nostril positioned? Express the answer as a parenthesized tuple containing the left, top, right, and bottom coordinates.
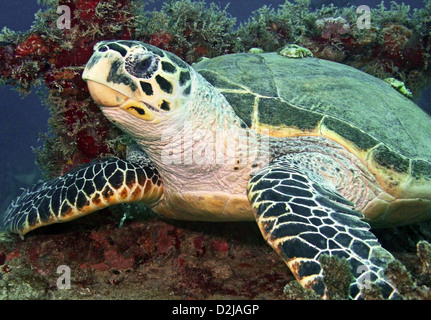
(98, 45, 108, 52)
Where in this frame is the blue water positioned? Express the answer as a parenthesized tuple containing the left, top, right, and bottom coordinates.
(0, 0, 430, 230)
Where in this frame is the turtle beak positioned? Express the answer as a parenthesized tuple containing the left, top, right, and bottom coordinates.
(86, 80, 130, 107)
(86, 80, 159, 122)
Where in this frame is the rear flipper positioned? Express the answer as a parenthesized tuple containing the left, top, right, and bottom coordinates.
(247, 157, 400, 299)
(4, 157, 163, 238)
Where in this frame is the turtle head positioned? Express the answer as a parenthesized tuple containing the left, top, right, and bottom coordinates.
(82, 40, 192, 124)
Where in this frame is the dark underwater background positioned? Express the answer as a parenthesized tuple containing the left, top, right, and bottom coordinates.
(0, 0, 430, 230)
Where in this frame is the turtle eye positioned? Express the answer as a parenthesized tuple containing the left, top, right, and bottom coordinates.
(136, 58, 151, 72)
(125, 54, 159, 79)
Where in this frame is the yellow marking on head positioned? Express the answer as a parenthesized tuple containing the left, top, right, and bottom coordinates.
(120, 99, 157, 122)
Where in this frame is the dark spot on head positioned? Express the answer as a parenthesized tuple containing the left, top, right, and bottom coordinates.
(156, 75, 173, 94)
(107, 43, 128, 57)
(129, 106, 146, 115)
(166, 51, 188, 69)
(140, 81, 153, 95)
(179, 71, 191, 86)
(86, 54, 102, 69)
(183, 85, 191, 96)
(162, 61, 177, 73)
(160, 100, 170, 111)
(107, 60, 137, 91)
(233, 167, 239, 171)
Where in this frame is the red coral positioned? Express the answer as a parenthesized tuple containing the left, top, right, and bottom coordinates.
(76, 127, 109, 159)
(150, 31, 174, 48)
(316, 17, 350, 41)
(177, 257, 186, 267)
(76, 0, 100, 21)
(103, 249, 134, 269)
(54, 46, 95, 69)
(376, 23, 425, 71)
(211, 240, 229, 252)
(6, 249, 20, 260)
(156, 226, 178, 255)
(382, 24, 411, 55)
(2, 265, 11, 273)
(121, 26, 134, 40)
(193, 235, 206, 257)
(79, 229, 135, 271)
(193, 46, 207, 57)
(44, 69, 80, 96)
(16, 34, 49, 56)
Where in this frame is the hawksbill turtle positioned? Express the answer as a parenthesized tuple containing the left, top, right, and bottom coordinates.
(4, 41, 431, 299)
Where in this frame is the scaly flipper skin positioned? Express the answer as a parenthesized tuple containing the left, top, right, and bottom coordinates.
(4, 157, 163, 238)
(247, 156, 400, 299)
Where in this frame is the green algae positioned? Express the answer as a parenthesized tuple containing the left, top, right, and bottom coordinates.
(418, 241, 431, 276)
(236, 0, 318, 52)
(0, 265, 50, 300)
(283, 280, 321, 300)
(319, 255, 353, 300)
(0, 27, 24, 44)
(137, 0, 236, 62)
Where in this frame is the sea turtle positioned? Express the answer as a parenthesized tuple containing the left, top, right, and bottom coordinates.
(4, 41, 431, 300)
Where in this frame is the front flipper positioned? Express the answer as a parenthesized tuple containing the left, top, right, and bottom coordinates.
(4, 157, 163, 238)
(247, 157, 400, 299)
